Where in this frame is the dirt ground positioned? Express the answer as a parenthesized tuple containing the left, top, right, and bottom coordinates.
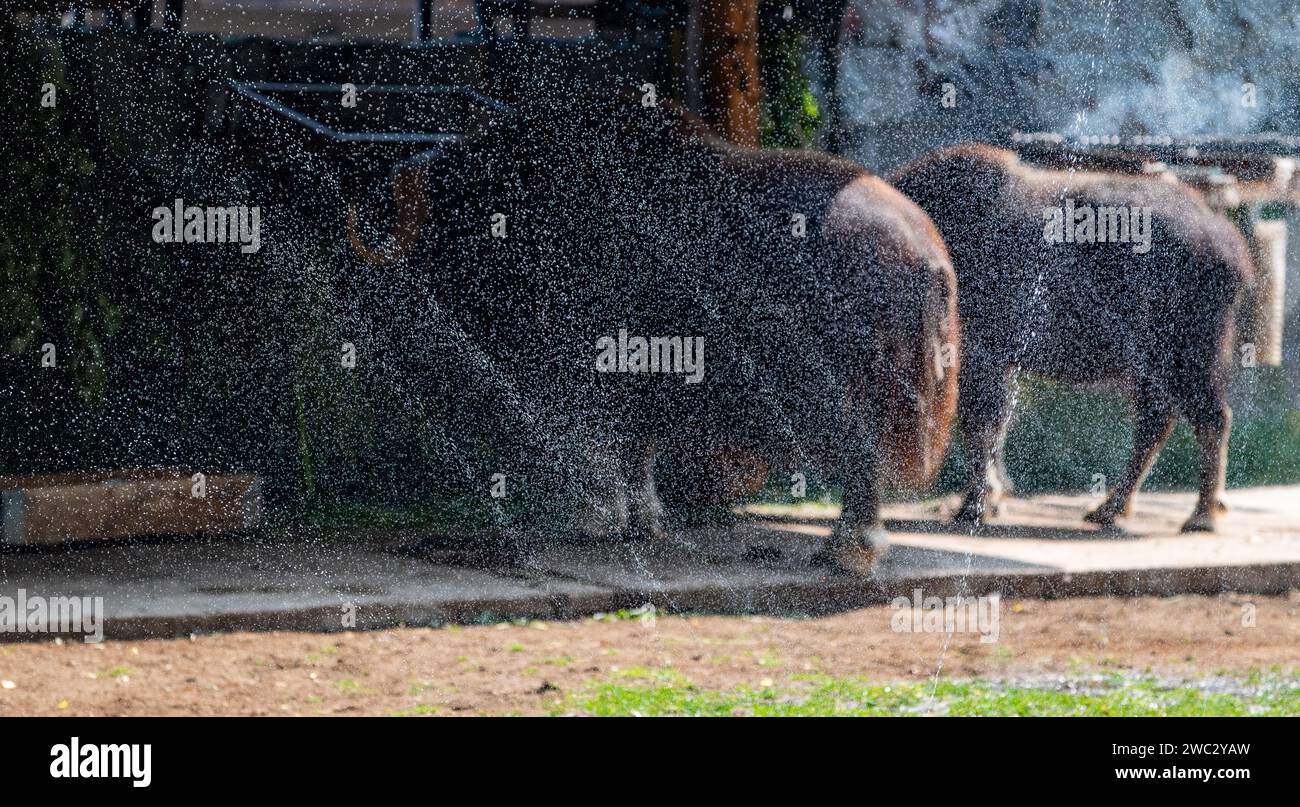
(1, 593, 1297, 716)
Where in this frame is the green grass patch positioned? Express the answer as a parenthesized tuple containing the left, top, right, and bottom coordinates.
(390, 704, 441, 717)
(336, 678, 363, 694)
(571, 672, 1300, 717)
(591, 605, 659, 623)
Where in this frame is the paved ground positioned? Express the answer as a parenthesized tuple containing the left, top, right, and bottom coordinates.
(2, 486, 1299, 640)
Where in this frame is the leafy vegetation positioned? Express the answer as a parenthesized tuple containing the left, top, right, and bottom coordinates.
(760, 32, 822, 148)
(0, 21, 119, 402)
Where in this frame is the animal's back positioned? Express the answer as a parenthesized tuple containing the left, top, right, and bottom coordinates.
(891, 144, 1251, 383)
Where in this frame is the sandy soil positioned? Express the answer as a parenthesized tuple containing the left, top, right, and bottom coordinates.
(0, 593, 1297, 716)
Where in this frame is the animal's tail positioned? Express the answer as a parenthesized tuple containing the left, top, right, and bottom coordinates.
(872, 251, 960, 492)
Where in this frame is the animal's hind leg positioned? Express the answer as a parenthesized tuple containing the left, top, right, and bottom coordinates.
(1181, 401, 1232, 533)
(818, 428, 889, 575)
(1084, 390, 1177, 527)
(954, 360, 1012, 525)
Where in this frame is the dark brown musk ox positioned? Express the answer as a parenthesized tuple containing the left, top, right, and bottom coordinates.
(347, 90, 958, 572)
(889, 143, 1253, 533)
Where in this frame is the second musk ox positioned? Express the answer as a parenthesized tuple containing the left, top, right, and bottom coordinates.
(890, 144, 1253, 533)
(348, 92, 958, 572)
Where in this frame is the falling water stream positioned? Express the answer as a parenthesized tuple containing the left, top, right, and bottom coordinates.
(6, 0, 1300, 720)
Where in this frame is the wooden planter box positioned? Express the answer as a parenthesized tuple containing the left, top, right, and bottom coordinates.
(0, 469, 262, 547)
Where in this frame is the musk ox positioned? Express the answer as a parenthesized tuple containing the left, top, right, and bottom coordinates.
(890, 143, 1252, 533)
(349, 92, 958, 571)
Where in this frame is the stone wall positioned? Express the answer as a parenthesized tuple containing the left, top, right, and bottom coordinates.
(840, 0, 1300, 171)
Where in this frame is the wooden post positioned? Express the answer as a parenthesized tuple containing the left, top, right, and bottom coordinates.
(811, 0, 848, 153)
(132, 0, 151, 30)
(688, 0, 761, 147)
(1247, 217, 1287, 366)
(162, 0, 183, 31)
(416, 0, 434, 41)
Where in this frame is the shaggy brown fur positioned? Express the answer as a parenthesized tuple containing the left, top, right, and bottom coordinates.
(350, 95, 959, 571)
(891, 143, 1252, 532)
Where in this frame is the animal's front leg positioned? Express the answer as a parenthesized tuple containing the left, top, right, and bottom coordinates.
(573, 438, 630, 539)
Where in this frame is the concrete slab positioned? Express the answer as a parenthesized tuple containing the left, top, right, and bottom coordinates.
(1, 486, 1298, 640)
(0, 532, 609, 639)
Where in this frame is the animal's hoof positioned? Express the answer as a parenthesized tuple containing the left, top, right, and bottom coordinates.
(627, 499, 668, 542)
(815, 524, 889, 576)
(829, 543, 884, 576)
(1180, 513, 1218, 533)
(1082, 506, 1119, 526)
(625, 520, 668, 542)
(574, 505, 628, 541)
(952, 505, 985, 527)
(953, 491, 1005, 526)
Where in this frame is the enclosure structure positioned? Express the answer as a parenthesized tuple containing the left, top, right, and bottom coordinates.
(5, 0, 1300, 546)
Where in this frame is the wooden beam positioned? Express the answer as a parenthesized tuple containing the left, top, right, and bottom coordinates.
(688, 0, 761, 147)
(416, 0, 434, 41)
(0, 470, 263, 546)
(810, 0, 848, 152)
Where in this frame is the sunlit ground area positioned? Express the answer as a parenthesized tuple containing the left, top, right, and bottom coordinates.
(1, 595, 1296, 716)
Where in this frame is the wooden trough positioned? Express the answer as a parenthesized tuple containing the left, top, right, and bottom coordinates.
(0, 469, 262, 547)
